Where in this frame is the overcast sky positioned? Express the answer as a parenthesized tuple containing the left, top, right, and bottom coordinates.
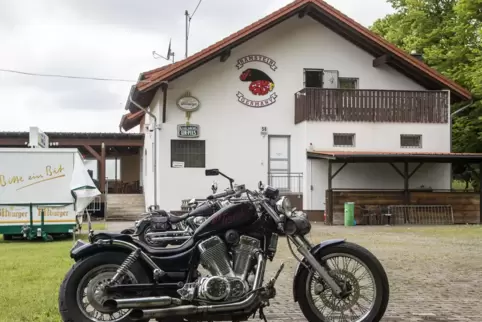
(0, 0, 394, 133)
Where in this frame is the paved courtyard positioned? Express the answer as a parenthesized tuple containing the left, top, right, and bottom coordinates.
(105, 222, 482, 322)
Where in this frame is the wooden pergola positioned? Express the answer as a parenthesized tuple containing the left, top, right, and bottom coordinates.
(307, 150, 482, 224)
(0, 132, 144, 194)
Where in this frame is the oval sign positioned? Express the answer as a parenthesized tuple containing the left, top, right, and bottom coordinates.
(177, 96, 200, 112)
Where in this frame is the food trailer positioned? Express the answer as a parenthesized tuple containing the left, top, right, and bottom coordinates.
(0, 147, 100, 241)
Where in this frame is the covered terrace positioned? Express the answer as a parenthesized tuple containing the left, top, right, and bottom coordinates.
(307, 151, 482, 225)
(0, 132, 144, 195)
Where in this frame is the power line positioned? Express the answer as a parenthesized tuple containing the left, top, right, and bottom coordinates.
(190, 0, 203, 20)
(0, 68, 152, 83)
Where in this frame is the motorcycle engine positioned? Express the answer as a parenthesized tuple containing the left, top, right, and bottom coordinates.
(177, 235, 260, 302)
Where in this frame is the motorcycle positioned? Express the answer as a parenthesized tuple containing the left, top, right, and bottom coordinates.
(58, 168, 389, 322)
(124, 172, 243, 248)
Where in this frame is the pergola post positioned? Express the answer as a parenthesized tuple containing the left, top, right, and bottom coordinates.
(480, 162, 482, 223)
(100, 143, 106, 194)
(327, 160, 333, 225)
(403, 161, 409, 204)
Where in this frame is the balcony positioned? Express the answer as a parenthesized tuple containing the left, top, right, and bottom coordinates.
(268, 172, 303, 194)
(294, 88, 449, 124)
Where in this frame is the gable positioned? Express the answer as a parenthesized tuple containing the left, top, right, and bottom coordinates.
(121, 0, 471, 130)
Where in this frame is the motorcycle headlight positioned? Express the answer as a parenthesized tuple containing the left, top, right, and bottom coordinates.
(276, 196, 293, 216)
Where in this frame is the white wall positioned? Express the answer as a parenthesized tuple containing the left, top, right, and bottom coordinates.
(306, 122, 450, 152)
(141, 16, 450, 211)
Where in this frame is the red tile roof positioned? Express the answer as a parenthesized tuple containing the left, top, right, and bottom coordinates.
(137, 0, 471, 101)
(119, 110, 145, 132)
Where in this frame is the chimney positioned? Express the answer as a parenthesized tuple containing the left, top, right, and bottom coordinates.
(410, 50, 424, 62)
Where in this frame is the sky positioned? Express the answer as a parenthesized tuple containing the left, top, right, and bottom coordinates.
(0, 0, 394, 133)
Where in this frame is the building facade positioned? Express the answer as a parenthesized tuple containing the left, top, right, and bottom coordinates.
(120, 0, 471, 217)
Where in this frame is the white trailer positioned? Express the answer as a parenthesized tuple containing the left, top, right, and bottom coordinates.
(0, 148, 100, 240)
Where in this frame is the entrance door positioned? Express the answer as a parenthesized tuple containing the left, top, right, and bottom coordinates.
(268, 135, 290, 191)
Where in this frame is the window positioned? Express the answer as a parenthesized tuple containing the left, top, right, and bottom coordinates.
(304, 69, 324, 88)
(400, 134, 422, 148)
(333, 133, 355, 147)
(171, 140, 206, 168)
(339, 77, 359, 89)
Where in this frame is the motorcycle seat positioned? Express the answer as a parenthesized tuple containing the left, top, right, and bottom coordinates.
(168, 212, 189, 224)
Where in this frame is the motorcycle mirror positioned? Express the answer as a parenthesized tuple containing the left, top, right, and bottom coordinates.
(211, 181, 218, 193)
(258, 181, 264, 190)
(205, 169, 220, 176)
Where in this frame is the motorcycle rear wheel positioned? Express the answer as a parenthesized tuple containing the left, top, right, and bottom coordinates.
(295, 242, 389, 322)
(58, 252, 150, 322)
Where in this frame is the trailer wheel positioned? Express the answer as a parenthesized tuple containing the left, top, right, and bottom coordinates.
(2, 234, 13, 241)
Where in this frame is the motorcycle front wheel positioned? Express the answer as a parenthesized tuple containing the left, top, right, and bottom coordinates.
(58, 252, 150, 322)
(294, 242, 389, 322)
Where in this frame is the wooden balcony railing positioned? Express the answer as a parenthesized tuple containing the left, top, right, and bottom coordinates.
(294, 88, 449, 124)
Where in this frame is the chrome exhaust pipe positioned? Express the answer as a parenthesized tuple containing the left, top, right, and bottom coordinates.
(145, 230, 191, 238)
(150, 236, 191, 242)
(129, 253, 266, 320)
(104, 296, 182, 310)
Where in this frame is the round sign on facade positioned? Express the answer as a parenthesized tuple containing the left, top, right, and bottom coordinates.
(177, 95, 200, 112)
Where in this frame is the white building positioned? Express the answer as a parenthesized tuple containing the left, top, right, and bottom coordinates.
(120, 0, 472, 222)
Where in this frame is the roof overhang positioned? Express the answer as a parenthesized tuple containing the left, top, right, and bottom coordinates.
(307, 150, 482, 163)
(120, 110, 145, 132)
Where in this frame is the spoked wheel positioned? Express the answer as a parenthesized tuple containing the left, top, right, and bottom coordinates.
(295, 242, 389, 322)
(77, 265, 135, 321)
(59, 252, 150, 322)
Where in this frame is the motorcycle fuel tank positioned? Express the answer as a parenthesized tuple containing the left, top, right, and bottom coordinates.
(193, 202, 258, 239)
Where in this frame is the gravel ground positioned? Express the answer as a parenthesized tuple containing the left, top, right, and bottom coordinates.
(105, 222, 482, 322)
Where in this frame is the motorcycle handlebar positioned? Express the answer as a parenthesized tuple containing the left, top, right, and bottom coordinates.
(207, 189, 235, 200)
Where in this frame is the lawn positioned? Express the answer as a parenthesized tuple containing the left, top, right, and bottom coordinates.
(0, 236, 79, 322)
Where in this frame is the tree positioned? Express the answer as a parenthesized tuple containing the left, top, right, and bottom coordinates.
(371, 0, 482, 155)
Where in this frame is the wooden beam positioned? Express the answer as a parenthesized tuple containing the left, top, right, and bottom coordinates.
(83, 145, 101, 161)
(100, 143, 106, 194)
(331, 162, 347, 180)
(220, 49, 231, 62)
(53, 138, 143, 147)
(389, 163, 404, 178)
(0, 138, 28, 146)
(409, 163, 424, 178)
(373, 54, 392, 67)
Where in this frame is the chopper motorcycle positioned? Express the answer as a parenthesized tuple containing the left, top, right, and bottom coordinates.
(123, 174, 243, 247)
(58, 169, 389, 322)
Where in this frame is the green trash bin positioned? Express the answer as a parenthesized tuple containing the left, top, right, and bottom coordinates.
(344, 202, 355, 227)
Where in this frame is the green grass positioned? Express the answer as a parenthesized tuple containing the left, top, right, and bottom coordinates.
(89, 221, 106, 231)
(0, 236, 84, 322)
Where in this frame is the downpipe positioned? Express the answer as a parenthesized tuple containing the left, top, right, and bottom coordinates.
(128, 253, 266, 320)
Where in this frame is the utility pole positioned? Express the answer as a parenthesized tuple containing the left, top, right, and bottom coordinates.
(185, 10, 189, 58)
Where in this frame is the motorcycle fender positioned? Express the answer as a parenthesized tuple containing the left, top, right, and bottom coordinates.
(133, 219, 151, 236)
(70, 239, 131, 262)
(292, 239, 346, 302)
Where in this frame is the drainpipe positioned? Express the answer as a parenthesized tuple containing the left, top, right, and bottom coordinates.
(128, 93, 163, 208)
